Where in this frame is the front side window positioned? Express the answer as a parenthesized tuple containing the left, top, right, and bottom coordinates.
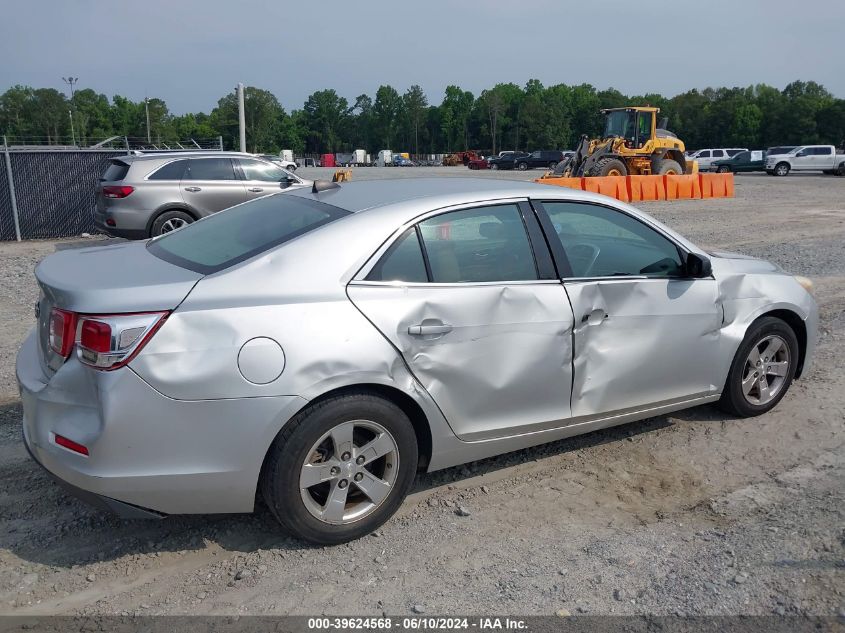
(734, 151, 749, 161)
(542, 201, 684, 278)
(239, 159, 288, 182)
(148, 195, 349, 274)
(698, 150, 711, 158)
(184, 158, 236, 181)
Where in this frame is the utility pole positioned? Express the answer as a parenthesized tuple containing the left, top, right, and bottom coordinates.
(62, 76, 78, 146)
(144, 97, 151, 144)
(68, 110, 76, 146)
(237, 83, 246, 152)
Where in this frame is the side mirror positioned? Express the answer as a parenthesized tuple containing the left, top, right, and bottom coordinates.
(279, 176, 295, 189)
(795, 151, 806, 157)
(686, 252, 712, 278)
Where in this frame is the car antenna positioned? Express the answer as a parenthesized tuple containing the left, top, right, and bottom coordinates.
(312, 180, 341, 194)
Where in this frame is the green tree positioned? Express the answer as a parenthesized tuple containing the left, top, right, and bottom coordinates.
(403, 85, 428, 155)
(302, 89, 349, 152)
(373, 85, 402, 149)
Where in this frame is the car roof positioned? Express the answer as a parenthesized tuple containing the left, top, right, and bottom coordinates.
(285, 177, 610, 214)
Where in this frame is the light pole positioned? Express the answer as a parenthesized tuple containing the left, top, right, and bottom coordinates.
(62, 77, 78, 146)
(236, 83, 246, 152)
(145, 97, 151, 144)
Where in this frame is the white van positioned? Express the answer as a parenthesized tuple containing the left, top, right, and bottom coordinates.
(686, 148, 748, 171)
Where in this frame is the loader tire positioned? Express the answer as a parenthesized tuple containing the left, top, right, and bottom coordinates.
(654, 159, 683, 176)
(588, 158, 628, 177)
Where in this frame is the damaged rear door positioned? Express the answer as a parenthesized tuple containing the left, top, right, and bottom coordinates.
(348, 201, 575, 441)
(534, 200, 722, 419)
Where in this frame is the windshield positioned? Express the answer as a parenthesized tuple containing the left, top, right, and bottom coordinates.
(604, 111, 634, 138)
(147, 194, 349, 274)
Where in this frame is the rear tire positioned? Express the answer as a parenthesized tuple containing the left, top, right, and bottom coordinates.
(517, 162, 529, 171)
(717, 165, 731, 173)
(774, 162, 790, 177)
(150, 210, 193, 237)
(654, 159, 683, 176)
(588, 157, 628, 177)
(718, 316, 799, 418)
(548, 161, 558, 169)
(260, 392, 418, 545)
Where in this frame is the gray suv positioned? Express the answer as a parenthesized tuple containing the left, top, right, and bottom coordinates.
(95, 152, 309, 239)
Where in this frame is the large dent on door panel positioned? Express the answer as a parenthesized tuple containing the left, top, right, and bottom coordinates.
(568, 278, 722, 417)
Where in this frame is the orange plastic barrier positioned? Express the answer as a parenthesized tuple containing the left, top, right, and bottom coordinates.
(699, 173, 734, 198)
(664, 174, 702, 200)
(532, 176, 583, 190)
(627, 175, 666, 202)
(582, 176, 630, 202)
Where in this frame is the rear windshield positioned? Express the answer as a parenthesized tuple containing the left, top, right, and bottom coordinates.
(101, 160, 129, 182)
(147, 194, 350, 274)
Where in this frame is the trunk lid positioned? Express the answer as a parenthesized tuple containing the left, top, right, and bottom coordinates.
(35, 240, 202, 375)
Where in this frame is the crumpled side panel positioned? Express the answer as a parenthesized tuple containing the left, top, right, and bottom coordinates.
(348, 283, 574, 441)
(565, 278, 722, 418)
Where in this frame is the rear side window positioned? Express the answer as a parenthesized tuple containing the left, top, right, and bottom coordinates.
(366, 229, 428, 283)
(147, 195, 349, 274)
(419, 205, 538, 283)
(101, 160, 129, 182)
(148, 159, 187, 180)
(184, 158, 236, 181)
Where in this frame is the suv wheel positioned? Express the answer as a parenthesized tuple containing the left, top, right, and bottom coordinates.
(151, 210, 194, 237)
(774, 162, 790, 177)
(261, 392, 418, 545)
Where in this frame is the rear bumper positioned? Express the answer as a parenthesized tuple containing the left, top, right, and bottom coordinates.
(16, 329, 307, 516)
(94, 206, 151, 240)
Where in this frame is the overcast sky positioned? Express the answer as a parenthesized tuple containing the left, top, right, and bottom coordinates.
(2, 0, 843, 113)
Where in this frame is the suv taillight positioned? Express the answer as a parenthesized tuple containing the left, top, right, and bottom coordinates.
(102, 185, 134, 199)
(49, 308, 77, 357)
(77, 312, 168, 370)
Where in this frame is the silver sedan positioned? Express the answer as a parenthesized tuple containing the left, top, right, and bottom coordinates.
(17, 178, 817, 544)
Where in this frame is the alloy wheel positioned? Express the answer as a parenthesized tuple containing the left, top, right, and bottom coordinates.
(741, 335, 790, 405)
(299, 420, 399, 525)
(160, 217, 187, 233)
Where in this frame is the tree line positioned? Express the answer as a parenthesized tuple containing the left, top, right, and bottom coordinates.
(2, 80, 843, 155)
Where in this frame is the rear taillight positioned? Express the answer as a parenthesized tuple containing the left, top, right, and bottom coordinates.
(49, 308, 77, 357)
(77, 312, 168, 370)
(102, 185, 134, 199)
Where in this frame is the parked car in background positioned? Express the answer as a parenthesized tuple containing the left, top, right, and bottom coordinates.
(515, 150, 567, 171)
(258, 154, 297, 171)
(392, 155, 416, 167)
(685, 148, 748, 171)
(766, 145, 845, 176)
(467, 156, 490, 170)
(488, 151, 529, 170)
(711, 150, 768, 173)
(95, 152, 309, 239)
(19, 178, 817, 544)
(767, 146, 797, 157)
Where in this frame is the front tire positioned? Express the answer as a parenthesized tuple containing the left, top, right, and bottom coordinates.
(718, 316, 799, 417)
(774, 162, 790, 177)
(261, 392, 418, 545)
(517, 162, 528, 171)
(717, 165, 731, 173)
(588, 157, 628, 177)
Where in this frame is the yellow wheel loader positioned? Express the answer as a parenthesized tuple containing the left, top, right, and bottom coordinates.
(544, 107, 695, 178)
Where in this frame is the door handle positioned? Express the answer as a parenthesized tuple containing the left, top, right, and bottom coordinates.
(408, 323, 453, 336)
(248, 187, 264, 192)
(581, 308, 608, 325)
(184, 186, 201, 192)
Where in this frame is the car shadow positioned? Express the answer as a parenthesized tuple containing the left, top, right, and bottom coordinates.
(0, 399, 726, 568)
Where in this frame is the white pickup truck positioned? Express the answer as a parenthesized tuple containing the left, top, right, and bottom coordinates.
(765, 145, 845, 176)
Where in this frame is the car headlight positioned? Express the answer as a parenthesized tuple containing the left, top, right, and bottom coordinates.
(794, 275, 814, 294)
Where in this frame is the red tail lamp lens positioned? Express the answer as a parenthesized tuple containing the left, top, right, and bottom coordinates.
(102, 185, 134, 199)
(80, 320, 112, 353)
(49, 308, 77, 357)
(55, 434, 89, 456)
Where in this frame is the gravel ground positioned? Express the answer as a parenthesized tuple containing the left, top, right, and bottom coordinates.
(0, 169, 843, 618)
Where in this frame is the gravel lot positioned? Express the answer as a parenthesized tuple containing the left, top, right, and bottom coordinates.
(0, 169, 843, 618)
